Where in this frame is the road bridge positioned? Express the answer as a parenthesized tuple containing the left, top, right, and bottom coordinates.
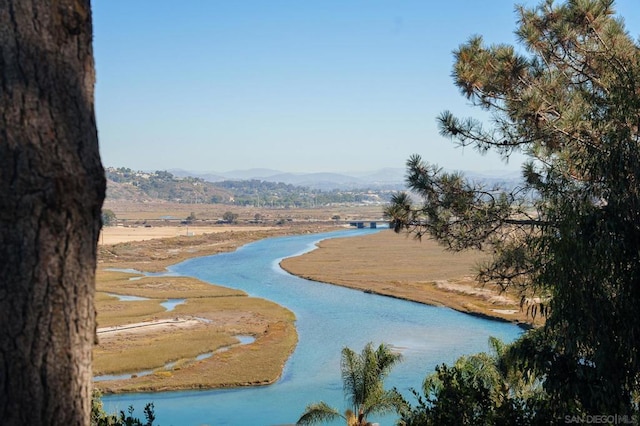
(347, 220, 389, 229)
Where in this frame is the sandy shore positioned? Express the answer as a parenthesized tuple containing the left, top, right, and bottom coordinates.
(100, 225, 276, 245)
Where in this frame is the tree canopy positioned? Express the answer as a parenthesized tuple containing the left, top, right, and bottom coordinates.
(398, 337, 546, 425)
(386, 0, 640, 417)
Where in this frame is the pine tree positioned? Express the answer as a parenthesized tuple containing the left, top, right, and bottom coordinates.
(386, 0, 640, 416)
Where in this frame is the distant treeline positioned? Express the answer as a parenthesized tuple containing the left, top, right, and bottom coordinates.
(106, 167, 392, 207)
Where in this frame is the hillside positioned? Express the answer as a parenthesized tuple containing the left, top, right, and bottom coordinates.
(105, 167, 393, 207)
(106, 166, 522, 207)
(106, 168, 233, 203)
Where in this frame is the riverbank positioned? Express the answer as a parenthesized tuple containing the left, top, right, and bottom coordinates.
(280, 229, 537, 328)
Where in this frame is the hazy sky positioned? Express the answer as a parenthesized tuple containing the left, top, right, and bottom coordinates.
(93, 1, 640, 174)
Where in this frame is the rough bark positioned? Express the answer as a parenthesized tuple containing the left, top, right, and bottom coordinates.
(0, 0, 105, 424)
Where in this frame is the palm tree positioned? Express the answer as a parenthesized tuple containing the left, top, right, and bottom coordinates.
(296, 342, 404, 425)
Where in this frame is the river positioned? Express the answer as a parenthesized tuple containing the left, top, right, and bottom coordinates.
(103, 228, 523, 425)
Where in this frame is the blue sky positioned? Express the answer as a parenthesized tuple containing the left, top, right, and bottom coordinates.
(93, 1, 640, 174)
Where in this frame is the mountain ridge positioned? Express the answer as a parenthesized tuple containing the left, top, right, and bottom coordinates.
(168, 167, 522, 191)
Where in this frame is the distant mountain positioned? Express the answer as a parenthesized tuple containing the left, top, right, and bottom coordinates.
(157, 167, 523, 192)
(167, 168, 407, 191)
(264, 172, 365, 190)
(168, 168, 226, 182)
(357, 168, 407, 186)
(459, 170, 523, 192)
(220, 168, 284, 180)
(106, 167, 393, 207)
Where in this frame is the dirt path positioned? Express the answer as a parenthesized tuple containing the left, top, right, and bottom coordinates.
(97, 318, 203, 336)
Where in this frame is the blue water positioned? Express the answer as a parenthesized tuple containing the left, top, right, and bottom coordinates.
(103, 229, 523, 425)
(107, 293, 150, 302)
(160, 298, 186, 312)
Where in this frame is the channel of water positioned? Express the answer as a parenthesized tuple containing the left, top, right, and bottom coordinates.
(95, 335, 256, 382)
(103, 228, 523, 425)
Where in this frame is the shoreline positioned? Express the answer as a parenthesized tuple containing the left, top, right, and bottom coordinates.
(280, 230, 537, 328)
(286, 273, 533, 330)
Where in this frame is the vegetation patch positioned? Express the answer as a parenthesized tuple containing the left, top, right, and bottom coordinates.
(96, 271, 245, 299)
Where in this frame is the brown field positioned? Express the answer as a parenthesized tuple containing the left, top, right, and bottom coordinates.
(94, 274, 297, 393)
(95, 201, 535, 394)
(103, 200, 385, 223)
(100, 224, 277, 245)
(98, 222, 342, 273)
(94, 261, 299, 394)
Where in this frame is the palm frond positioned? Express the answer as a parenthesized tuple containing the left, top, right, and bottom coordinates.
(341, 347, 363, 410)
(362, 388, 407, 418)
(296, 401, 343, 425)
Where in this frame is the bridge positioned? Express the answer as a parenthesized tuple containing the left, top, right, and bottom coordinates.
(347, 220, 389, 229)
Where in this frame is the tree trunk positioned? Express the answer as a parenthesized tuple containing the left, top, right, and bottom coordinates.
(0, 1, 105, 424)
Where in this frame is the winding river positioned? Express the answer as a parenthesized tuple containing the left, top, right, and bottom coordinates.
(103, 229, 523, 425)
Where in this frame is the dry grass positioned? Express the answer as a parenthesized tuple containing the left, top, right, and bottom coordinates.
(280, 229, 538, 327)
(98, 320, 297, 393)
(100, 225, 278, 245)
(103, 200, 385, 223)
(96, 297, 168, 328)
(96, 271, 246, 299)
(95, 326, 238, 375)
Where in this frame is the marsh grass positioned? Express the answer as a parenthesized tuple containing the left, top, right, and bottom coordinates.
(94, 217, 535, 394)
(281, 230, 537, 326)
(96, 298, 167, 328)
(98, 320, 297, 393)
(173, 296, 296, 322)
(94, 326, 238, 374)
(94, 213, 354, 393)
(94, 265, 298, 393)
(96, 272, 246, 299)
